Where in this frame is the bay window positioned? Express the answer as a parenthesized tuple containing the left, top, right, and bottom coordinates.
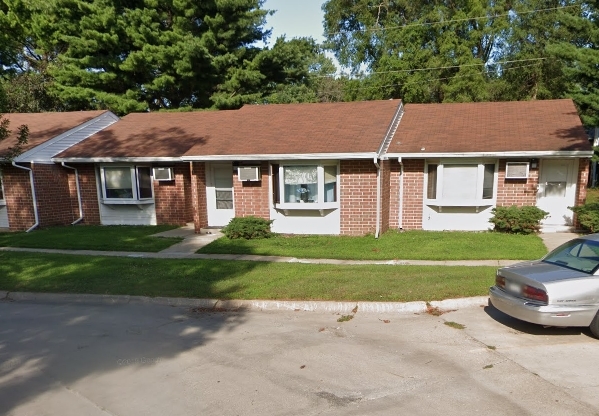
(426, 161, 497, 205)
(274, 163, 339, 208)
(100, 166, 154, 201)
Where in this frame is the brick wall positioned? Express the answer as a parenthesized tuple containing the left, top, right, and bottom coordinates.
(340, 160, 378, 235)
(380, 159, 391, 234)
(32, 164, 78, 227)
(233, 162, 270, 219)
(77, 164, 101, 225)
(575, 159, 589, 206)
(399, 159, 425, 230)
(154, 163, 193, 225)
(2, 164, 35, 231)
(574, 159, 590, 227)
(389, 160, 401, 230)
(191, 162, 208, 233)
(496, 160, 539, 206)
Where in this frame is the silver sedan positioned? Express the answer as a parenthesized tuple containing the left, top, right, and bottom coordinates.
(489, 233, 599, 338)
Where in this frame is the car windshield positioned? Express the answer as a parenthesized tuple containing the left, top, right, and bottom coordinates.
(543, 239, 599, 274)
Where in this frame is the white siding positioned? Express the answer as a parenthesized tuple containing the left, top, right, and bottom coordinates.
(422, 205, 494, 231)
(15, 112, 119, 163)
(270, 208, 340, 234)
(99, 203, 157, 226)
(0, 205, 8, 228)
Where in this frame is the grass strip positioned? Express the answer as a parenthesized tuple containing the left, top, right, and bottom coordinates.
(0, 252, 496, 302)
(0, 225, 182, 252)
(199, 230, 547, 261)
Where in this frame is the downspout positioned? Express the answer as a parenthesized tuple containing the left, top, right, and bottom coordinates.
(374, 157, 381, 239)
(398, 157, 404, 230)
(61, 162, 84, 225)
(11, 161, 39, 232)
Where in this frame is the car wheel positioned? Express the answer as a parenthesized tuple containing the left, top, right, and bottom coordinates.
(590, 311, 599, 339)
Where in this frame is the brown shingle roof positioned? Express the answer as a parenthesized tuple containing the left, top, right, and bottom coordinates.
(388, 99, 590, 154)
(57, 100, 402, 159)
(0, 111, 108, 157)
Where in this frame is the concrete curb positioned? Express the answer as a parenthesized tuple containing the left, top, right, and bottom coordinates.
(2, 291, 486, 315)
(429, 296, 488, 310)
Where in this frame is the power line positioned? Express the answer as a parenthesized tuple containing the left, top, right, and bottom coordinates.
(362, 57, 546, 76)
(345, 61, 544, 92)
(315, 57, 547, 78)
(326, 5, 578, 37)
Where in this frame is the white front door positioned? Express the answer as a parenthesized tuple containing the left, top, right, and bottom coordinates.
(206, 163, 235, 227)
(537, 159, 578, 231)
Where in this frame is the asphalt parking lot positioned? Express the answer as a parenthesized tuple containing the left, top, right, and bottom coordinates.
(1, 298, 598, 416)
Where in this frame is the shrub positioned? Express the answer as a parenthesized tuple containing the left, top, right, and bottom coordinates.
(489, 206, 548, 234)
(222, 216, 273, 239)
(570, 203, 599, 233)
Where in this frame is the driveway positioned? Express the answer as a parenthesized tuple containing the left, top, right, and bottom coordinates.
(0, 298, 597, 415)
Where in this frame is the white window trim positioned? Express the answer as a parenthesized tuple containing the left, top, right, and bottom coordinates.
(0, 171, 5, 206)
(99, 165, 154, 204)
(424, 159, 498, 207)
(274, 161, 340, 210)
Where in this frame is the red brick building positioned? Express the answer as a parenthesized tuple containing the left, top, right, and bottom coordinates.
(1, 100, 592, 234)
(0, 111, 119, 231)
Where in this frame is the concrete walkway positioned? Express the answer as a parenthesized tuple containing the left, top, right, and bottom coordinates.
(0, 227, 579, 266)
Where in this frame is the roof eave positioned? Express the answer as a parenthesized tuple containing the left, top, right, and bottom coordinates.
(182, 152, 378, 161)
(383, 150, 593, 159)
(52, 156, 183, 163)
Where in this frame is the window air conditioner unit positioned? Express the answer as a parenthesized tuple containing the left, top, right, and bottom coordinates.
(505, 162, 529, 179)
(238, 166, 260, 182)
(152, 167, 175, 181)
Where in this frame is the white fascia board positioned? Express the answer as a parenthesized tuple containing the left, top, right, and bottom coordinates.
(52, 157, 183, 163)
(182, 153, 377, 161)
(383, 150, 594, 159)
(15, 111, 120, 163)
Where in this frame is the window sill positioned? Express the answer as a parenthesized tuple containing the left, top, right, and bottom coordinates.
(274, 202, 339, 216)
(0, 200, 5, 206)
(425, 199, 494, 213)
(101, 199, 154, 210)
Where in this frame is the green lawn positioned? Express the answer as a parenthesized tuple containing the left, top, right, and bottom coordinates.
(0, 225, 182, 252)
(198, 230, 547, 260)
(0, 252, 496, 302)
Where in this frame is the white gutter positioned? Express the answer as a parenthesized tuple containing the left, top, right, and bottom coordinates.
(53, 153, 382, 164)
(53, 156, 183, 163)
(11, 161, 39, 232)
(384, 150, 593, 159)
(61, 162, 83, 225)
(374, 157, 381, 239)
(398, 157, 404, 230)
(184, 153, 379, 161)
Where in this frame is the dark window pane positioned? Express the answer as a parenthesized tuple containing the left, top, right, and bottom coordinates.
(104, 167, 133, 199)
(427, 164, 437, 199)
(0, 176, 4, 200)
(271, 164, 280, 204)
(137, 167, 153, 199)
(483, 164, 495, 199)
(216, 190, 233, 210)
(324, 165, 337, 202)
